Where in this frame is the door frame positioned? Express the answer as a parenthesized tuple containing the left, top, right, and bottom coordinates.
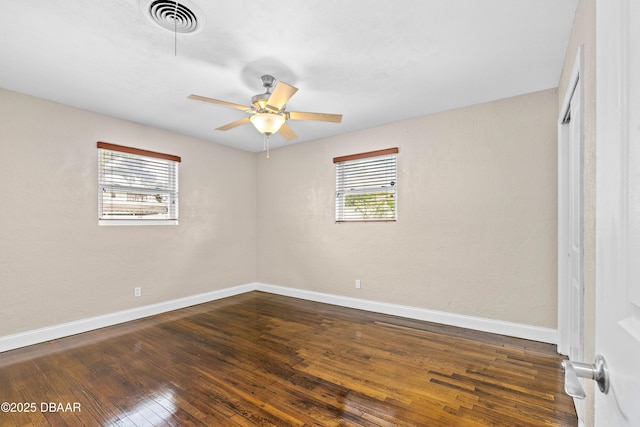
(557, 45, 585, 424)
(558, 45, 584, 357)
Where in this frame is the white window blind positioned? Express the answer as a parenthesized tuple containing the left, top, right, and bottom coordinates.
(334, 148, 398, 222)
(97, 142, 180, 224)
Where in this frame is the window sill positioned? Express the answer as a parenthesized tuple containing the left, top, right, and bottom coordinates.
(335, 220, 397, 223)
(98, 219, 178, 226)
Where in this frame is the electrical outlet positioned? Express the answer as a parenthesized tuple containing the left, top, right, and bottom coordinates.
(355, 279, 361, 289)
(134, 287, 142, 298)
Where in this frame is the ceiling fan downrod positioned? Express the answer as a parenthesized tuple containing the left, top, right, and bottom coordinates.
(252, 75, 276, 111)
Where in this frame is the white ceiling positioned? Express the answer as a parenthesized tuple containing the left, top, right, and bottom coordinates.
(0, 0, 577, 152)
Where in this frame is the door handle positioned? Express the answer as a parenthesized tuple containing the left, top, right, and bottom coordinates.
(561, 354, 610, 399)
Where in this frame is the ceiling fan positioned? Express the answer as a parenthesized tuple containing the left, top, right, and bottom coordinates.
(188, 75, 342, 143)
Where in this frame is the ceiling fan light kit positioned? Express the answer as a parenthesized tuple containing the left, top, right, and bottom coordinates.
(250, 113, 286, 135)
(188, 74, 343, 157)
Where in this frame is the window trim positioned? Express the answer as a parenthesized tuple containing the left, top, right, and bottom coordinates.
(332, 147, 399, 164)
(334, 147, 398, 223)
(97, 142, 181, 163)
(97, 141, 181, 226)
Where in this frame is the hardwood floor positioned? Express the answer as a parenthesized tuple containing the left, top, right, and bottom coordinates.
(0, 292, 576, 426)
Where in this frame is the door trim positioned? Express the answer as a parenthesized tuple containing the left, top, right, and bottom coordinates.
(558, 45, 584, 357)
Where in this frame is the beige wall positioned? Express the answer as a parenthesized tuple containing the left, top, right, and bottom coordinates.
(558, 0, 596, 424)
(0, 85, 560, 339)
(257, 89, 558, 328)
(0, 88, 256, 336)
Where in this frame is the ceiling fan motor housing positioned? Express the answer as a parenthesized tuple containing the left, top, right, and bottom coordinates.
(252, 93, 270, 110)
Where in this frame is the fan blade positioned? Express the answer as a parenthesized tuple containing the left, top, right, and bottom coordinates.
(215, 117, 251, 131)
(287, 111, 342, 123)
(188, 94, 250, 112)
(266, 82, 298, 111)
(279, 123, 298, 140)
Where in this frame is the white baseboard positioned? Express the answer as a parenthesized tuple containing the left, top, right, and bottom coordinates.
(255, 283, 558, 344)
(0, 284, 254, 353)
(0, 282, 557, 353)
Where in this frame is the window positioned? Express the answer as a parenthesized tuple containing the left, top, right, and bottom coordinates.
(334, 148, 398, 222)
(97, 142, 180, 225)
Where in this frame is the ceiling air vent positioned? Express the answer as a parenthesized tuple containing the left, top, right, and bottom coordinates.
(147, 0, 200, 34)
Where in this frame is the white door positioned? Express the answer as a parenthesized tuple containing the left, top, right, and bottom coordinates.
(567, 80, 584, 369)
(595, 0, 640, 425)
(558, 56, 586, 421)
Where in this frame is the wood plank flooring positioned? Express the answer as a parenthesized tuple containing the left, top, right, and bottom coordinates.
(0, 292, 577, 426)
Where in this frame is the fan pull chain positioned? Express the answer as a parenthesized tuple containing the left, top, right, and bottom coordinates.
(262, 134, 271, 158)
(266, 134, 270, 159)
